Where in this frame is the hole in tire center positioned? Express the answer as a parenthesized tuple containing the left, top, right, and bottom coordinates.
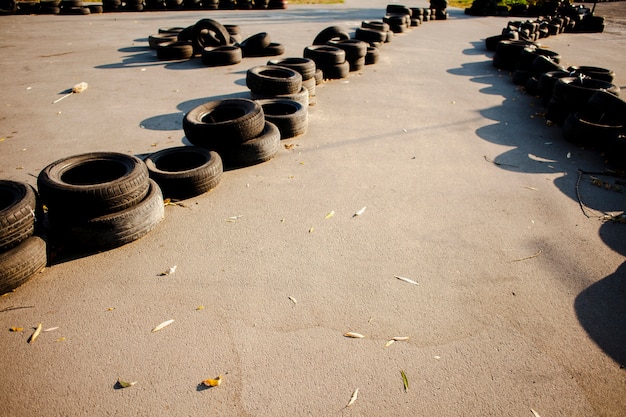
(0, 188, 17, 211)
(262, 102, 295, 116)
(202, 106, 246, 123)
(259, 69, 292, 79)
(155, 152, 207, 172)
(60, 160, 129, 185)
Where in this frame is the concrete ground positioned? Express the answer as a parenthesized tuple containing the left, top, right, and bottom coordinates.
(0, 0, 625, 415)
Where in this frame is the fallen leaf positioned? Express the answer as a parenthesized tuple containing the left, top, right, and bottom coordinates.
(530, 409, 541, 417)
(28, 323, 42, 344)
(118, 378, 137, 388)
(55, 337, 65, 342)
(395, 276, 418, 285)
(346, 388, 359, 407)
(158, 265, 177, 276)
(308, 227, 314, 233)
(344, 332, 365, 339)
(392, 336, 409, 341)
(324, 210, 335, 219)
(151, 319, 174, 333)
(203, 375, 222, 387)
(524, 186, 538, 191)
(384, 340, 395, 348)
(196, 305, 205, 311)
(401, 370, 409, 392)
(353, 206, 366, 217)
(288, 296, 297, 304)
(43, 327, 59, 332)
(106, 307, 115, 311)
(284, 143, 295, 150)
(9, 327, 23, 332)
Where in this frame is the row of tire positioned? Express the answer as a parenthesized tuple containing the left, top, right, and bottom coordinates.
(0, 0, 286, 15)
(488, 38, 625, 170)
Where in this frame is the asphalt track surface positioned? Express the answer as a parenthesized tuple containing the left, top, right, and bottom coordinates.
(0, 1, 625, 415)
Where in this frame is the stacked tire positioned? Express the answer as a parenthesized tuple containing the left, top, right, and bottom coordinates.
(0, 180, 47, 295)
(268, 57, 318, 105)
(37, 152, 164, 252)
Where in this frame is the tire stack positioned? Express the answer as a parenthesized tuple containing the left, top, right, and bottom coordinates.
(267, 57, 318, 106)
(0, 180, 47, 295)
(37, 152, 165, 252)
(60, 0, 89, 14)
(430, 0, 448, 21)
(183, 99, 281, 168)
(239, 32, 285, 58)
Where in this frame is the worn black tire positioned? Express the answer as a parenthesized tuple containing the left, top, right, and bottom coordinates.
(146, 147, 223, 199)
(0, 0, 17, 14)
(243, 42, 284, 58)
(156, 41, 194, 60)
(221, 121, 281, 168)
(149, 33, 178, 49)
(562, 112, 623, 149)
(365, 46, 380, 65)
(59, 179, 164, 251)
(191, 19, 231, 54)
(312, 26, 350, 45)
(250, 86, 310, 108)
(268, 57, 316, 81)
(159, 26, 185, 35)
(246, 65, 302, 95)
(303, 45, 346, 67)
(585, 91, 626, 127)
(0, 236, 47, 296)
(538, 70, 569, 104)
(568, 66, 615, 83)
(201, 45, 242, 66)
(183, 99, 265, 151)
(362, 21, 389, 32)
(354, 27, 387, 44)
(256, 99, 308, 139)
(493, 40, 536, 71)
(240, 32, 271, 55)
(531, 54, 564, 78)
(38, 152, 150, 222)
(327, 39, 367, 62)
(317, 61, 349, 80)
(314, 68, 324, 85)
(0, 181, 39, 253)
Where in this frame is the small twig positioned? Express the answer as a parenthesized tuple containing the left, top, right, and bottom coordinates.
(576, 170, 591, 218)
(483, 155, 519, 168)
(511, 249, 542, 263)
(0, 305, 35, 313)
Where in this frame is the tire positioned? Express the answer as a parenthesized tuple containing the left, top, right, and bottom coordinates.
(159, 26, 185, 35)
(303, 45, 346, 67)
(530, 54, 564, 78)
(246, 65, 302, 95)
(365, 46, 380, 65)
(201, 45, 242, 66)
(225, 24, 242, 43)
(302, 77, 316, 105)
(191, 19, 231, 54)
(183, 99, 265, 151)
(38, 5, 60, 13)
(250, 86, 309, 108)
(312, 26, 350, 45)
(585, 91, 626, 127)
(255, 99, 308, 139)
(59, 179, 164, 251)
(525, 76, 540, 97)
(240, 32, 271, 55)
(537, 70, 569, 104)
(0, 236, 47, 296)
(568, 65, 615, 83)
(88, 4, 103, 13)
(354, 27, 387, 44)
(562, 112, 623, 149)
(387, 4, 411, 15)
(0, 180, 39, 252)
(156, 41, 194, 61)
(314, 68, 324, 85)
(243, 42, 284, 58)
(149, 33, 177, 49)
(0, 0, 17, 14)
(546, 77, 620, 125)
(267, 57, 316, 81)
(221, 121, 281, 168)
(317, 60, 349, 80)
(327, 39, 367, 62)
(38, 152, 150, 222)
(146, 147, 223, 199)
(348, 57, 365, 72)
(493, 40, 537, 71)
(362, 21, 389, 33)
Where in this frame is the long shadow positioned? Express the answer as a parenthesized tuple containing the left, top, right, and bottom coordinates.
(449, 38, 626, 365)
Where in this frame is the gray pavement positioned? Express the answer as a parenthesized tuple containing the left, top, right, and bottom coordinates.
(1, 1, 625, 415)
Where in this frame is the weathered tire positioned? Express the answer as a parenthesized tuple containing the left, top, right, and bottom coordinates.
(568, 65, 615, 83)
(0, 236, 47, 295)
(149, 33, 178, 49)
(191, 18, 231, 53)
(314, 68, 324, 85)
(267, 57, 316, 81)
(38, 152, 150, 221)
(354, 27, 387, 44)
(318, 60, 349, 80)
(246, 65, 302, 95)
(303, 45, 346, 67)
(362, 21, 389, 33)
(255, 99, 308, 139)
(201, 45, 242, 66)
(327, 39, 367, 62)
(562, 112, 623, 149)
(243, 42, 285, 58)
(58, 179, 164, 251)
(250, 86, 309, 108)
(0, 180, 39, 253)
(546, 77, 620, 125)
(537, 70, 569, 104)
(221, 121, 281, 168)
(146, 147, 223, 199)
(183, 99, 265, 151)
(365, 46, 380, 65)
(493, 40, 536, 71)
(156, 41, 194, 60)
(585, 91, 626, 127)
(240, 32, 271, 55)
(312, 26, 350, 45)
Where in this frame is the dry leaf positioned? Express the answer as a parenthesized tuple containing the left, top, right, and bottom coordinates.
(395, 276, 418, 285)
(196, 305, 205, 311)
(106, 307, 115, 311)
(530, 409, 541, 417)
(9, 327, 23, 332)
(347, 388, 359, 407)
(28, 323, 42, 344)
(158, 265, 177, 276)
(384, 339, 395, 348)
(288, 296, 297, 304)
(118, 378, 137, 388)
(43, 327, 59, 332)
(284, 143, 295, 150)
(203, 375, 222, 387)
(392, 336, 409, 341)
(353, 206, 366, 217)
(344, 332, 365, 339)
(309, 227, 314, 233)
(151, 319, 174, 333)
(400, 370, 409, 392)
(325, 210, 335, 219)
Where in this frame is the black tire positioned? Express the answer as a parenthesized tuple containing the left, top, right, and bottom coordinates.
(156, 41, 194, 61)
(485, 33, 517, 52)
(317, 60, 349, 80)
(0, 180, 39, 253)
(493, 40, 537, 71)
(585, 91, 626, 127)
(387, 4, 411, 15)
(546, 77, 620, 125)
(0, 236, 47, 296)
(267, 57, 316, 81)
(250, 86, 309, 108)
(365, 46, 380, 65)
(348, 57, 365, 72)
(246, 65, 302, 95)
(38, 152, 150, 222)
(201, 45, 242, 66)
(562, 112, 623, 149)
(354, 27, 387, 44)
(88, 4, 103, 13)
(312, 26, 350, 45)
(530, 54, 564, 78)
(146, 147, 223, 199)
(183, 99, 265, 151)
(327, 39, 367, 62)
(362, 21, 389, 33)
(302, 77, 316, 105)
(38, 5, 60, 13)
(314, 68, 324, 85)
(303, 45, 346, 67)
(568, 66, 615, 83)
(0, 0, 17, 14)
(59, 179, 164, 251)
(225, 24, 242, 43)
(159, 26, 185, 35)
(221, 121, 281, 168)
(255, 99, 308, 139)
(191, 19, 231, 54)
(240, 32, 271, 55)
(537, 70, 569, 104)
(243, 42, 284, 58)
(149, 33, 178, 49)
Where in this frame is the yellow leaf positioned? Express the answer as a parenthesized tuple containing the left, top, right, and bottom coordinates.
(203, 375, 222, 387)
(9, 327, 23, 332)
(28, 323, 42, 344)
(401, 370, 409, 392)
(392, 336, 409, 341)
(324, 210, 335, 219)
(118, 378, 137, 388)
(344, 332, 365, 339)
(347, 388, 358, 407)
(384, 339, 395, 348)
(196, 305, 205, 311)
(55, 337, 66, 342)
(151, 319, 174, 333)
